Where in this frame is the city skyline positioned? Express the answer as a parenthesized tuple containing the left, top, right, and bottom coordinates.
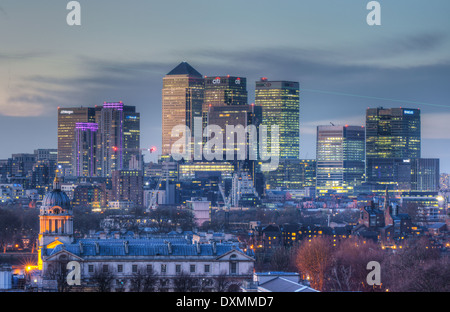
(1, 1, 449, 296)
(0, 1, 450, 171)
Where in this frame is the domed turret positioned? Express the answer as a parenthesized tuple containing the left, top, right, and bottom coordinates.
(40, 174, 72, 215)
(41, 190, 71, 211)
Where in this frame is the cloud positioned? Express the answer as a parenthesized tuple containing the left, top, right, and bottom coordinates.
(180, 32, 450, 75)
(300, 115, 365, 135)
(422, 112, 450, 139)
(0, 57, 173, 117)
(0, 6, 7, 17)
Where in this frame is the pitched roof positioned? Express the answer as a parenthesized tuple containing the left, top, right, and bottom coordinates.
(47, 239, 248, 258)
(166, 62, 202, 77)
(259, 277, 319, 292)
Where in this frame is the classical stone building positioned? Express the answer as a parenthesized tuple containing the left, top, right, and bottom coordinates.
(38, 176, 254, 292)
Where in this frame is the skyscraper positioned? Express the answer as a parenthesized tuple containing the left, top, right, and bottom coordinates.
(255, 78, 300, 160)
(112, 169, 144, 209)
(162, 62, 204, 156)
(316, 125, 365, 196)
(202, 75, 249, 157)
(72, 122, 98, 177)
(207, 104, 261, 160)
(365, 107, 422, 194)
(57, 107, 96, 170)
(366, 107, 421, 159)
(96, 102, 140, 177)
(203, 76, 247, 111)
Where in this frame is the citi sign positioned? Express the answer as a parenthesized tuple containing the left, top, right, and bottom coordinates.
(212, 77, 241, 85)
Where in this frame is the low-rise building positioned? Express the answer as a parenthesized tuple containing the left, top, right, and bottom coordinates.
(37, 178, 254, 292)
(243, 272, 318, 292)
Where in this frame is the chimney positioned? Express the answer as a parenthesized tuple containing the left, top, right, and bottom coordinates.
(212, 241, 217, 255)
(196, 242, 201, 254)
(79, 241, 83, 254)
(166, 241, 172, 254)
(95, 242, 100, 255)
(123, 241, 129, 254)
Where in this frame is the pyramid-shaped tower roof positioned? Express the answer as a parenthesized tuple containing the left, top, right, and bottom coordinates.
(166, 62, 202, 77)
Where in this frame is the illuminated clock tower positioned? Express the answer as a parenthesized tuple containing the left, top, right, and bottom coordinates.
(37, 173, 74, 270)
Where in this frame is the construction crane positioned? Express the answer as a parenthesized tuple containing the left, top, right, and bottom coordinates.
(147, 175, 163, 212)
(146, 157, 171, 212)
(218, 180, 231, 211)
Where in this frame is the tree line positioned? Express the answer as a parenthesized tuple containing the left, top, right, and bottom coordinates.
(264, 236, 449, 292)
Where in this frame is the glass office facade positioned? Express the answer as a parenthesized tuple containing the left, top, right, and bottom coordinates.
(316, 125, 365, 196)
(255, 79, 299, 160)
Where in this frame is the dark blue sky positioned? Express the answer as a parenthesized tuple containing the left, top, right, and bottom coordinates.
(0, 1, 449, 171)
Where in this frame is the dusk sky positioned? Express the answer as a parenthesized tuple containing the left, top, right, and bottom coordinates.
(1, 1, 450, 171)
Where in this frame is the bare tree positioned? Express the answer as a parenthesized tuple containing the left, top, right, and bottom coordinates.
(295, 237, 333, 291)
(381, 237, 444, 292)
(173, 271, 201, 292)
(91, 267, 115, 292)
(129, 267, 159, 292)
(329, 265, 353, 292)
(213, 272, 235, 292)
(142, 268, 159, 292)
(269, 246, 298, 272)
(44, 256, 72, 292)
(328, 238, 385, 292)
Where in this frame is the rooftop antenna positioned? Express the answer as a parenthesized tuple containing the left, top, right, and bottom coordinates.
(53, 169, 61, 190)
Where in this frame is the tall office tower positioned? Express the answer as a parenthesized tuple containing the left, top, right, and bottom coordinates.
(96, 102, 140, 177)
(365, 107, 421, 193)
(366, 107, 421, 159)
(255, 78, 300, 160)
(57, 107, 96, 170)
(122, 108, 141, 167)
(316, 125, 365, 196)
(207, 104, 262, 160)
(203, 76, 247, 109)
(162, 62, 204, 156)
(72, 122, 98, 177)
(112, 170, 144, 208)
(203, 76, 247, 132)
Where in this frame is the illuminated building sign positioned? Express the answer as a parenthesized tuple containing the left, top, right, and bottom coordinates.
(60, 110, 74, 115)
(404, 110, 415, 115)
